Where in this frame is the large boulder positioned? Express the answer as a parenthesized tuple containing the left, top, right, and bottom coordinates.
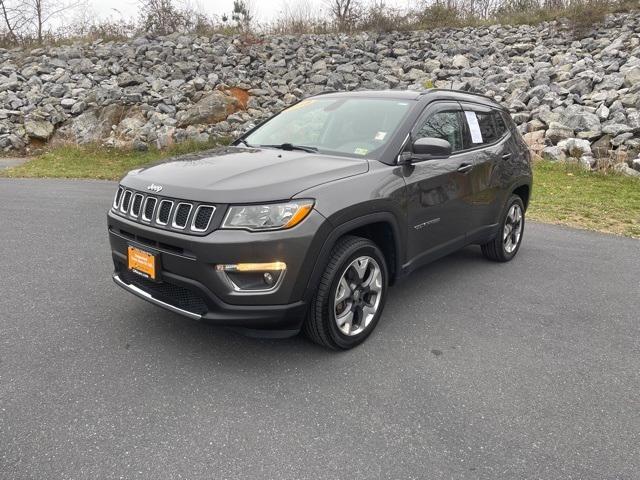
(545, 122, 574, 144)
(177, 91, 243, 128)
(623, 66, 640, 88)
(562, 107, 601, 135)
(54, 104, 129, 144)
(24, 120, 54, 140)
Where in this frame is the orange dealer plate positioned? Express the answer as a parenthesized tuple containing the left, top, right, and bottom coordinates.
(127, 246, 156, 280)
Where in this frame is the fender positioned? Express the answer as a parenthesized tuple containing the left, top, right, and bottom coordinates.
(302, 211, 405, 303)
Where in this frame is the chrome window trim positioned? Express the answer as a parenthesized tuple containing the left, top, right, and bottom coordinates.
(156, 200, 174, 226)
(130, 193, 144, 218)
(172, 202, 193, 230)
(120, 190, 133, 214)
(142, 196, 157, 222)
(190, 205, 216, 232)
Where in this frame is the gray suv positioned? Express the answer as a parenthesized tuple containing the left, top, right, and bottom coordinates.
(108, 90, 532, 349)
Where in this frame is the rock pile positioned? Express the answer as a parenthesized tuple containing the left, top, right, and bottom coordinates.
(1, 11, 640, 173)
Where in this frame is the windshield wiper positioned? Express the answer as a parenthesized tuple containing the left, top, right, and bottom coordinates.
(259, 143, 318, 153)
(236, 138, 254, 147)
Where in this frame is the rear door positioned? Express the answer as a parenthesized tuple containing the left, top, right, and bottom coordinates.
(458, 104, 514, 238)
(403, 101, 477, 265)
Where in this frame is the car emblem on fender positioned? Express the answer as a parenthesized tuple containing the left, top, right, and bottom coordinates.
(147, 184, 163, 193)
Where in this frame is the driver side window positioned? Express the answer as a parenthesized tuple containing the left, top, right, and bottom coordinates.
(414, 111, 464, 152)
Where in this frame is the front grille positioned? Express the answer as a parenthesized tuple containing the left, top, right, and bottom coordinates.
(112, 187, 217, 235)
(172, 203, 192, 229)
(119, 269, 208, 315)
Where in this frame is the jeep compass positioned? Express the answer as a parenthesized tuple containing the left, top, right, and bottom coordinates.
(108, 90, 532, 349)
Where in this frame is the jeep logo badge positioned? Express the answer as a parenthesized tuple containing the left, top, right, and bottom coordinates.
(147, 184, 163, 193)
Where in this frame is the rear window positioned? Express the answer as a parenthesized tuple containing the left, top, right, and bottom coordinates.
(464, 110, 507, 146)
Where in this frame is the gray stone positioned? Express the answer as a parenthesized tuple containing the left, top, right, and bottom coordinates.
(24, 120, 54, 140)
(542, 145, 566, 161)
(623, 66, 640, 88)
(545, 122, 574, 144)
(614, 162, 640, 177)
(452, 55, 470, 69)
(602, 123, 632, 136)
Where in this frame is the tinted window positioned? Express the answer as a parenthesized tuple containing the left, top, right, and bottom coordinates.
(494, 111, 507, 137)
(465, 110, 507, 145)
(414, 111, 464, 152)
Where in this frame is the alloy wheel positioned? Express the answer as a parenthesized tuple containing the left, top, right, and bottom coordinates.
(333, 256, 383, 336)
(503, 203, 523, 254)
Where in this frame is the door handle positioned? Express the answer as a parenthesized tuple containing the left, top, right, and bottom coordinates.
(457, 163, 473, 173)
(502, 153, 512, 160)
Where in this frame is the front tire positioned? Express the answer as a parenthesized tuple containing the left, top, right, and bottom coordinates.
(481, 194, 525, 262)
(303, 236, 388, 350)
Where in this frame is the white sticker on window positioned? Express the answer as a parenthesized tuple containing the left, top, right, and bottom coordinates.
(374, 131, 387, 141)
(465, 111, 483, 144)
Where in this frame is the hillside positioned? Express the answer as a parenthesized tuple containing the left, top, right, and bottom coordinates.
(0, 11, 639, 174)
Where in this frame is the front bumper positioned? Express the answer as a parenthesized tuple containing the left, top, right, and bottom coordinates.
(108, 208, 330, 334)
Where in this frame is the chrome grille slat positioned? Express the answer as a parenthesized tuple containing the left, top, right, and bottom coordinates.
(191, 205, 216, 232)
(172, 203, 192, 230)
(142, 197, 157, 222)
(120, 190, 133, 214)
(131, 194, 144, 217)
(156, 200, 174, 226)
(113, 186, 124, 209)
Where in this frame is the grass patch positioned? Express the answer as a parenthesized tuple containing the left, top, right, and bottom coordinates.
(0, 140, 223, 181)
(529, 160, 640, 238)
(2, 146, 639, 237)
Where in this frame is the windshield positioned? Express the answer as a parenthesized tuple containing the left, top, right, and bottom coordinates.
(243, 97, 412, 159)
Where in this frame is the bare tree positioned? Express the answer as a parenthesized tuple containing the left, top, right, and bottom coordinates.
(19, 0, 84, 42)
(325, 0, 362, 30)
(0, 0, 24, 43)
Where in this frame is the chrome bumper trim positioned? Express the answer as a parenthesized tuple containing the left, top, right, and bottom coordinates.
(113, 274, 202, 320)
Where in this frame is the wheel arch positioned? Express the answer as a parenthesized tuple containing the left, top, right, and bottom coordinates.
(512, 183, 531, 211)
(303, 212, 404, 302)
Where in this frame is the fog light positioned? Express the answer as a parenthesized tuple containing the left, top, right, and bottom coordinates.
(215, 262, 286, 272)
(215, 262, 286, 291)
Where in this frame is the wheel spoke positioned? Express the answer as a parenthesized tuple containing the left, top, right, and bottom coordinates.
(351, 258, 369, 281)
(335, 277, 351, 304)
(336, 309, 354, 332)
(362, 304, 376, 321)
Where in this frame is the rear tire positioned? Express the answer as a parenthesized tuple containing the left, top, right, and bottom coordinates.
(481, 194, 525, 262)
(303, 236, 388, 350)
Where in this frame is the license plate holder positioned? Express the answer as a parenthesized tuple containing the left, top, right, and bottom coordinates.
(127, 246, 157, 280)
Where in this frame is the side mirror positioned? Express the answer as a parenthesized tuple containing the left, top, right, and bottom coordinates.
(412, 137, 452, 158)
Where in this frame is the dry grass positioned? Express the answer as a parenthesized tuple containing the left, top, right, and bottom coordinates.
(528, 160, 640, 238)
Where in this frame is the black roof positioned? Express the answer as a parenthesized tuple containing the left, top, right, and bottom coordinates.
(315, 89, 506, 111)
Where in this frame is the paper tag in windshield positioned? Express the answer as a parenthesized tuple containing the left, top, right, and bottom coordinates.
(465, 111, 483, 143)
(354, 148, 369, 155)
(374, 131, 387, 141)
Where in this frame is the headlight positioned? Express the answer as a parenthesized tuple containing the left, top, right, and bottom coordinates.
(222, 199, 314, 231)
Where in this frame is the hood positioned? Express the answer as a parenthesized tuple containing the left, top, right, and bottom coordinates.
(121, 146, 369, 203)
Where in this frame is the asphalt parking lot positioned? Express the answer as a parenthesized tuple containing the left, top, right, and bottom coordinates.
(1, 178, 638, 480)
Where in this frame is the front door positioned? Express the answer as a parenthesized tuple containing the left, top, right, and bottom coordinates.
(403, 102, 476, 265)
